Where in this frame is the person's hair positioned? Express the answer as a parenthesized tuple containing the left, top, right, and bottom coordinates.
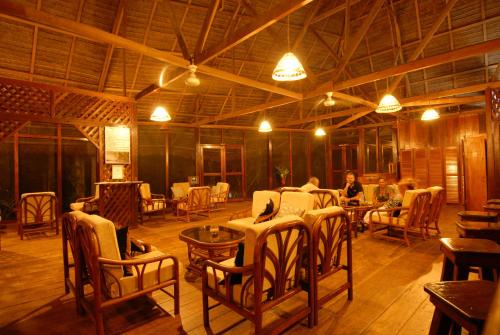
(309, 177, 319, 186)
(398, 178, 416, 190)
(378, 177, 385, 182)
(346, 171, 356, 178)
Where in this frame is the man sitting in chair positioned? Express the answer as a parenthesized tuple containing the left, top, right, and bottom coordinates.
(340, 172, 364, 206)
(300, 177, 320, 192)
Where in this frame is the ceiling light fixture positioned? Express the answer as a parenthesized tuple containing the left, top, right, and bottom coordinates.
(376, 94, 402, 113)
(421, 108, 440, 121)
(323, 92, 336, 107)
(314, 127, 326, 137)
(185, 57, 200, 87)
(272, 15, 307, 82)
(150, 106, 171, 122)
(258, 120, 272, 132)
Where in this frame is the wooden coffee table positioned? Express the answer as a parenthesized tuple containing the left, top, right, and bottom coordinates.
(179, 225, 244, 282)
(457, 210, 498, 222)
(456, 220, 500, 243)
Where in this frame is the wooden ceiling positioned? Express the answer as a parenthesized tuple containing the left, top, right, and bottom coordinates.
(0, 0, 499, 130)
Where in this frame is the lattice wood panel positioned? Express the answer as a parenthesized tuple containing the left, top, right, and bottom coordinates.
(75, 125, 100, 148)
(0, 81, 51, 116)
(0, 77, 134, 125)
(0, 120, 27, 142)
(492, 89, 500, 120)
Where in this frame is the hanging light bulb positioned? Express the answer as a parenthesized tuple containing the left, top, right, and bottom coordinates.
(272, 15, 307, 82)
(185, 64, 200, 87)
(272, 52, 307, 81)
(376, 94, 402, 113)
(258, 120, 272, 132)
(421, 108, 440, 121)
(150, 106, 171, 122)
(315, 127, 326, 137)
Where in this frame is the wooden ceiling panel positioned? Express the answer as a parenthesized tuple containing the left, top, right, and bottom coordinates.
(449, 0, 482, 29)
(485, 0, 500, 17)
(80, 0, 118, 32)
(0, 20, 33, 72)
(120, 0, 156, 44)
(34, 29, 72, 80)
(452, 25, 485, 49)
(68, 38, 107, 87)
(41, 0, 82, 20)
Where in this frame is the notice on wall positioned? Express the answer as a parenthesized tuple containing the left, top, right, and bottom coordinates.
(105, 126, 130, 164)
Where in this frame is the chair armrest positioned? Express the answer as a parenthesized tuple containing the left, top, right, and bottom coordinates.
(75, 196, 96, 203)
(202, 260, 254, 300)
(98, 254, 178, 266)
(130, 237, 154, 253)
(369, 207, 408, 222)
(151, 193, 166, 200)
(229, 207, 252, 220)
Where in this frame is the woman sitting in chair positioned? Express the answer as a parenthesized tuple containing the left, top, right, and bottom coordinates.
(363, 178, 416, 224)
(372, 177, 395, 208)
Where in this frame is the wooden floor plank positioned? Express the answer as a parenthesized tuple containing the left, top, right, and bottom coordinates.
(0, 203, 461, 334)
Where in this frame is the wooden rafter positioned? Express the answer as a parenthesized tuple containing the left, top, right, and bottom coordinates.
(97, 0, 126, 92)
(130, 1, 158, 93)
(63, 0, 85, 87)
(330, 0, 385, 83)
(195, 0, 315, 64)
(194, 0, 220, 56)
(28, 0, 42, 81)
(310, 0, 361, 24)
(387, 0, 459, 93)
(0, 0, 304, 99)
(165, 0, 190, 59)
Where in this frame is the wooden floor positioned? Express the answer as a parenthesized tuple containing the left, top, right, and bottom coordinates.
(0, 202, 463, 334)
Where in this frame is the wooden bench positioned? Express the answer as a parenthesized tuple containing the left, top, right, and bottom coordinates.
(457, 210, 498, 222)
(456, 220, 500, 243)
(439, 238, 500, 281)
(425, 280, 495, 335)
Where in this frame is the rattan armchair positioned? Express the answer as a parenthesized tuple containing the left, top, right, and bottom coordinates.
(368, 189, 432, 246)
(426, 186, 446, 236)
(18, 192, 58, 240)
(310, 189, 340, 209)
(228, 190, 281, 230)
(304, 206, 353, 325)
(210, 182, 230, 210)
(70, 185, 99, 214)
(75, 214, 180, 335)
(139, 183, 167, 222)
(176, 186, 211, 222)
(202, 217, 314, 334)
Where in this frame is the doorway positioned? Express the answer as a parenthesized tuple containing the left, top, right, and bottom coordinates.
(199, 144, 245, 200)
(332, 144, 358, 188)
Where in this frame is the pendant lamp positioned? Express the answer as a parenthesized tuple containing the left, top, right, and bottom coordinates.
(421, 108, 440, 121)
(258, 120, 272, 132)
(314, 127, 326, 137)
(272, 15, 307, 82)
(150, 106, 171, 122)
(376, 94, 402, 113)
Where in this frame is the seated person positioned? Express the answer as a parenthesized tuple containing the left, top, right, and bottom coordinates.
(372, 177, 395, 207)
(300, 177, 320, 192)
(340, 172, 363, 206)
(363, 178, 416, 224)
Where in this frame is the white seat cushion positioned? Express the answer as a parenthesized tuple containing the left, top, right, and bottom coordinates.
(279, 192, 314, 216)
(251, 191, 281, 218)
(110, 250, 179, 298)
(227, 217, 256, 232)
(70, 202, 84, 211)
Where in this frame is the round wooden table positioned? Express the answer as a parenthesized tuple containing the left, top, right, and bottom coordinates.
(457, 210, 498, 222)
(455, 220, 500, 243)
(179, 225, 245, 282)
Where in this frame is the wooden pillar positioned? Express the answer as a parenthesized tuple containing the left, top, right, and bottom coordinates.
(306, 134, 312, 178)
(242, 131, 247, 199)
(57, 124, 62, 215)
(485, 88, 500, 198)
(358, 129, 365, 176)
(14, 132, 19, 202)
(165, 130, 169, 197)
(326, 132, 333, 188)
(288, 132, 293, 186)
(267, 133, 273, 189)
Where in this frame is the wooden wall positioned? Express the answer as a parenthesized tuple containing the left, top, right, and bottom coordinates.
(398, 113, 485, 204)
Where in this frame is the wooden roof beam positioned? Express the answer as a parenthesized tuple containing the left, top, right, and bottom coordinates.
(0, 0, 302, 99)
(194, 0, 220, 56)
(330, 0, 385, 83)
(97, 0, 126, 92)
(165, 0, 191, 60)
(387, 0, 459, 93)
(195, 0, 315, 64)
(310, 0, 361, 24)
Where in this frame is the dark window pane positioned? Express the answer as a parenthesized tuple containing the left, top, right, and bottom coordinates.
(226, 148, 242, 173)
(291, 133, 308, 186)
(19, 138, 57, 195)
(226, 175, 243, 199)
(364, 128, 377, 173)
(62, 139, 97, 211)
(271, 132, 290, 188)
(203, 148, 221, 173)
(222, 129, 244, 144)
(0, 140, 15, 219)
(19, 122, 57, 136)
(332, 129, 359, 145)
(245, 131, 268, 196)
(138, 127, 166, 195)
(311, 138, 326, 188)
(169, 128, 196, 184)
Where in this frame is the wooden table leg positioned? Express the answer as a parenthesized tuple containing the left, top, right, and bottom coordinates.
(429, 307, 452, 335)
(440, 256, 455, 281)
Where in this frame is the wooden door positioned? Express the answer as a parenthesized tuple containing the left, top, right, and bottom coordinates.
(444, 147, 459, 204)
(463, 135, 487, 210)
(399, 149, 413, 179)
(200, 145, 223, 186)
(414, 148, 428, 187)
(331, 144, 358, 189)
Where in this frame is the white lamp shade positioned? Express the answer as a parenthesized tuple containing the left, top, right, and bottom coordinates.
(258, 120, 272, 132)
(150, 106, 171, 122)
(314, 127, 326, 136)
(185, 64, 200, 87)
(272, 52, 307, 81)
(421, 108, 440, 121)
(376, 94, 402, 113)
